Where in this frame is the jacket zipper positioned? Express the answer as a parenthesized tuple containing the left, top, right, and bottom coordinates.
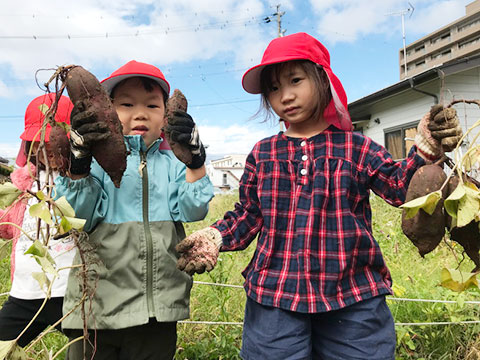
(140, 151, 155, 318)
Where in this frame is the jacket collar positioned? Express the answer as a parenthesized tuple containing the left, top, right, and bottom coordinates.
(124, 135, 163, 153)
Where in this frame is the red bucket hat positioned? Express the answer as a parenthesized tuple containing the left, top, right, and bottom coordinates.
(242, 32, 352, 131)
(101, 60, 170, 96)
(16, 93, 73, 167)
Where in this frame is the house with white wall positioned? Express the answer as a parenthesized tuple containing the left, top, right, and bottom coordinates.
(350, 1, 480, 158)
(206, 154, 247, 193)
(349, 54, 480, 159)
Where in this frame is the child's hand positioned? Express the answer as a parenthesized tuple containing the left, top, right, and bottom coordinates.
(164, 111, 206, 169)
(415, 105, 462, 160)
(176, 227, 222, 275)
(427, 105, 462, 152)
(69, 101, 110, 175)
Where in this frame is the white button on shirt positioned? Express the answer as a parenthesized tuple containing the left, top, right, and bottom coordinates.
(300, 141, 306, 147)
(300, 169, 307, 175)
(302, 155, 308, 161)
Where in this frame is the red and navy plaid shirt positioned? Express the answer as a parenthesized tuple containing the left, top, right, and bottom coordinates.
(213, 126, 425, 313)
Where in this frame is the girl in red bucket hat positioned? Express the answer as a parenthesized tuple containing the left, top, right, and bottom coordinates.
(0, 93, 77, 347)
(175, 32, 462, 359)
(54, 60, 214, 359)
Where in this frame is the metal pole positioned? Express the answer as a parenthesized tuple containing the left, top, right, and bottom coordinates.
(402, 13, 408, 77)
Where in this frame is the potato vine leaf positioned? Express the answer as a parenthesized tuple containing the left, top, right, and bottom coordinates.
(24, 240, 57, 276)
(0, 340, 14, 360)
(440, 268, 478, 292)
(0, 340, 25, 360)
(400, 190, 442, 219)
(29, 201, 53, 225)
(444, 182, 480, 228)
(53, 196, 75, 218)
(0, 183, 22, 210)
(32, 271, 50, 293)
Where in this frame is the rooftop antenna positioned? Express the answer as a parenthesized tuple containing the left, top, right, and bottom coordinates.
(386, 2, 415, 77)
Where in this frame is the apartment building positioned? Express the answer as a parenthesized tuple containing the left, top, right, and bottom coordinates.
(399, 0, 480, 79)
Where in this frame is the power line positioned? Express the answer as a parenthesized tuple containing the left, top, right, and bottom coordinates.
(0, 16, 268, 40)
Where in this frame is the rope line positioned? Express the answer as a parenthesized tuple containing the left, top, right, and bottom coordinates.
(178, 320, 480, 327)
(3, 282, 480, 327)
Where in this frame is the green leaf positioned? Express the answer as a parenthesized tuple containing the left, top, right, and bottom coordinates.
(38, 103, 49, 115)
(24, 240, 57, 275)
(440, 268, 479, 292)
(0, 183, 22, 210)
(0, 340, 15, 360)
(444, 183, 480, 227)
(32, 272, 50, 293)
(53, 196, 75, 218)
(64, 216, 86, 230)
(29, 201, 52, 225)
(36, 191, 45, 201)
(24, 239, 47, 257)
(400, 190, 442, 219)
(8, 343, 26, 360)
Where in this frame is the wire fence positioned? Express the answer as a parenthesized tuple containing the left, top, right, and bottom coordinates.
(2, 281, 480, 327)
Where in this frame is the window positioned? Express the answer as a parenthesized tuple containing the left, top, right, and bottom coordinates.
(384, 121, 418, 160)
(415, 44, 425, 53)
(222, 173, 228, 186)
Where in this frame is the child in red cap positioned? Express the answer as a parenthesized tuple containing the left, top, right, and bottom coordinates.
(54, 60, 214, 360)
(0, 93, 76, 347)
(175, 33, 462, 359)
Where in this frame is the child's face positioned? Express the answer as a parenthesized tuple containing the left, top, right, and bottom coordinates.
(112, 78, 166, 148)
(267, 64, 324, 134)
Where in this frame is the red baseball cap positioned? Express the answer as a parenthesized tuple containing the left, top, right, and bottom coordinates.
(101, 60, 170, 96)
(20, 93, 72, 142)
(16, 93, 73, 167)
(242, 32, 352, 131)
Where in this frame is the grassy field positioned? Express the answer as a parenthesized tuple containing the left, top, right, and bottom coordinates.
(2, 193, 480, 359)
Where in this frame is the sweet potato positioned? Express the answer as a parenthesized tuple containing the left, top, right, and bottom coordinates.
(401, 164, 447, 256)
(163, 89, 192, 165)
(63, 66, 127, 187)
(46, 125, 70, 176)
(445, 174, 480, 271)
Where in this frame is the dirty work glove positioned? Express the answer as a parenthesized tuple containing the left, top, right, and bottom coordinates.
(427, 105, 462, 153)
(176, 227, 223, 275)
(164, 111, 206, 169)
(69, 101, 110, 175)
(415, 105, 461, 161)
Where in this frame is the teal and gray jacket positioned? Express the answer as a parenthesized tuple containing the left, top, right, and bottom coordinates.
(55, 135, 214, 330)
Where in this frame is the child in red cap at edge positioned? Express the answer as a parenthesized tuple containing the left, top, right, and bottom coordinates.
(175, 33, 463, 359)
(0, 93, 77, 347)
(54, 60, 214, 360)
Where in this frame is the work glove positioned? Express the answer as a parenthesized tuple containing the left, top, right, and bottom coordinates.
(164, 111, 206, 169)
(69, 101, 110, 175)
(427, 105, 463, 152)
(415, 105, 462, 160)
(176, 227, 223, 275)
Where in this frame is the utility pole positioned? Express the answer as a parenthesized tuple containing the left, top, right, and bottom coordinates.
(264, 4, 287, 131)
(386, 2, 414, 78)
(274, 4, 286, 37)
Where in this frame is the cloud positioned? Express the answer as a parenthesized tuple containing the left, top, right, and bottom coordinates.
(309, 0, 470, 44)
(0, 0, 271, 97)
(199, 123, 272, 157)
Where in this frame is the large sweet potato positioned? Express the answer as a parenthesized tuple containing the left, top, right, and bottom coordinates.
(446, 174, 480, 271)
(163, 89, 192, 165)
(401, 164, 447, 256)
(63, 66, 127, 187)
